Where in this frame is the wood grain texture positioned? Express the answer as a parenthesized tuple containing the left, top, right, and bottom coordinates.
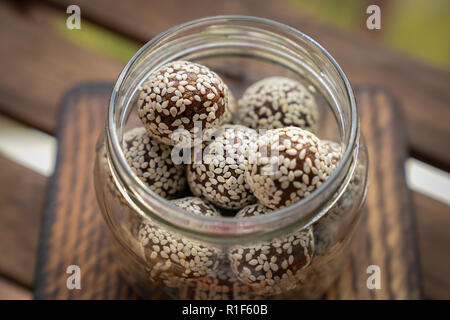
(33, 83, 137, 299)
(43, 0, 450, 167)
(33, 84, 422, 299)
(414, 193, 450, 299)
(0, 277, 32, 300)
(0, 156, 47, 288)
(0, 1, 122, 134)
(325, 89, 422, 299)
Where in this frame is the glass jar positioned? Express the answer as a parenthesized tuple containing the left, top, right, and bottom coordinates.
(94, 15, 368, 299)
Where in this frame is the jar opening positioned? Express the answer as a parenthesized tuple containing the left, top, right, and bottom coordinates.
(106, 15, 358, 243)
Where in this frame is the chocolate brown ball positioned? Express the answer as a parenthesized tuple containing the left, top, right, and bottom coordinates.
(235, 203, 272, 217)
(123, 127, 186, 199)
(237, 77, 319, 132)
(138, 197, 223, 283)
(320, 140, 342, 166)
(313, 161, 365, 256)
(170, 196, 219, 217)
(138, 60, 228, 145)
(177, 259, 262, 300)
(222, 91, 236, 124)
(229, 204, 315, 295)
(187, 124, 258, 210)
(245, 127, 335, 209)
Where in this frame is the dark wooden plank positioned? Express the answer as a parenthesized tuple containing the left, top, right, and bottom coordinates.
(33, 84, 421, 299)
(325, 89, 422, 299)
(0, 277, 32, 300)
(0, 156, 47, 288)
(0, 1, 122, 134)
(413, 193, 450, 299)
(44, 0, 450, 167)
(34, 83, 138, 299)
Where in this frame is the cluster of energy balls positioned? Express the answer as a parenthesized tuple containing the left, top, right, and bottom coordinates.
(122, 60, 344, 298)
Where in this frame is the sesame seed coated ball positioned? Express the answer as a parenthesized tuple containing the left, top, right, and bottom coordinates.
(138, 196, 225, 284)
(99, 148, 143, 255)
(187, 124, 258, 210)
(123, 127, 186, 199)
(229, 206, 315, 295)
(138, 203, 223, 284)
(222, 90, 236, 124)
(245, 127, 336, 209)
(313, 161, 365, 256)
(138, 221, 223, 284)
(320, 140, 342, 166)
(137, 60, 228, 146)
(235, 203, 272, 217)
(170, 196, 219, 217)
(237, 77, 319, 132)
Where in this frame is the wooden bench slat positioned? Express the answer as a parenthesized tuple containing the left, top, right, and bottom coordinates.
(414, 192, 450, 299)
(0, 1, 122, 134)
(44, 0, 450, 167)
(0, 277, 32, 300)
(0, 156, 47, 288)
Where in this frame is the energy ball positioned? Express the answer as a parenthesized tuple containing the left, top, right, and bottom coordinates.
(320, 140, 342, 166)
(187, 125, 258, 210)
(229, 205, 315, 295)
(245, 127, 335, 209)
(237, 77, 319, 132)
(235, 203, 272, 217)
(178, 260, 261, 300)
(99, 149, 143, 255)
(222, 91, 236, 124)
(123, 127, 186, 199)
(313, 161, 365, 256)
(138, 197, 223, 283)
(137, 60, 228, 146)
(138, 222, 222, 282)
(170, 196, 219, 217)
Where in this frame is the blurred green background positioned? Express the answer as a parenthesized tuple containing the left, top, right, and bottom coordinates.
(291, 0, 450, 69)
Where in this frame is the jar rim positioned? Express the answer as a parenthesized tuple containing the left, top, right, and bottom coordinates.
(106, 15, 358, 242)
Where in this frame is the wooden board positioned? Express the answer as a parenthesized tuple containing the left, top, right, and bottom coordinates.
(326, 89, 421, 299)
(33, 83, 422, 299)
(43, 0, 450, 168)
